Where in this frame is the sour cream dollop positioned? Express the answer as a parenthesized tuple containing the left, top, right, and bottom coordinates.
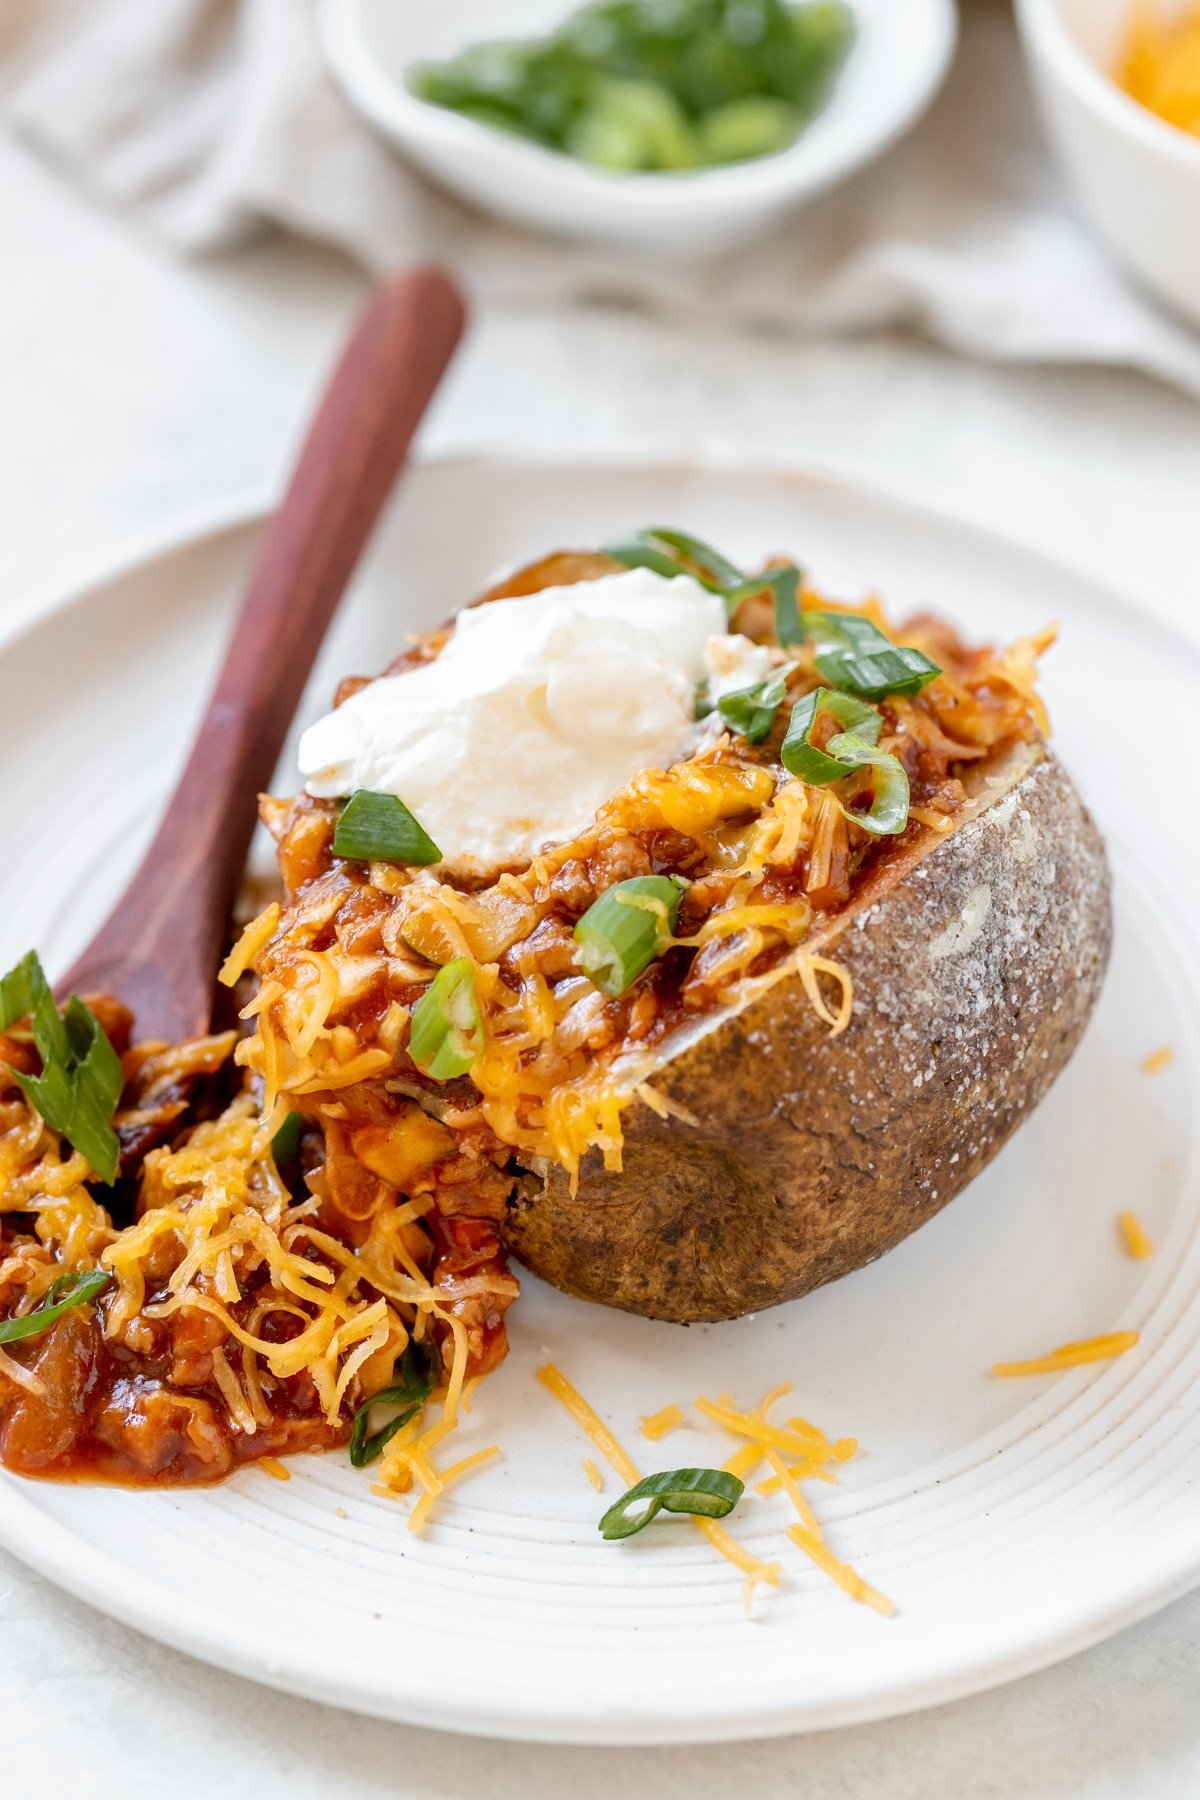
(298, 568, 732, 880)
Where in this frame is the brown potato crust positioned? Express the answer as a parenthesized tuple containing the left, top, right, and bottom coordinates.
(502, 744, 1111, 1323)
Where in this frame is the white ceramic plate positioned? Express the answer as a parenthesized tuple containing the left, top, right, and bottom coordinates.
(0, 459, 1197, 1745)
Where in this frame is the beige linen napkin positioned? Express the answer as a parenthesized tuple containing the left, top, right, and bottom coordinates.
(5, 0, 1200, 394)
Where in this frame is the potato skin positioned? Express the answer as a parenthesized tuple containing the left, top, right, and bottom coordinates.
(502, 748, 1112, 1323)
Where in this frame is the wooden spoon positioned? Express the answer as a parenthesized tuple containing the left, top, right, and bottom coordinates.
(57, 267, 466, 1043)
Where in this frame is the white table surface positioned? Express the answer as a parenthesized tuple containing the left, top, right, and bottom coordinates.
(3, 115, 1200, 1797)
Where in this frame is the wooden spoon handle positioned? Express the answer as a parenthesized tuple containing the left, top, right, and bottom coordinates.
(59, 267, 466, 1042)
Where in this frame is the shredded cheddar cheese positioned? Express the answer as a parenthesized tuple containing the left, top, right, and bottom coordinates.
(991, 1331, 1140, 1377)
(1140, 1045, 1174, 1075)
(786, 1525, 895, 1617)
(537, 1363, 781, 1608)
(640, 1403, 686, 1440)
(694, 1382, 892, 1617)
(93, 1087, 480, 1504)
(1118, 4, 1200, 136)
(581, 1457, 604, 1491)
(756, 1460, 837, 1496)
(1119, 1211, 1154, 1261)
(219, 903, 281, 987)
(407, 1445, 500, 1533)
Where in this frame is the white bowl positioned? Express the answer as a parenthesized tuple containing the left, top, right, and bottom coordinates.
(1016, 0, 1200, 327)
(319, 0, 957, 257)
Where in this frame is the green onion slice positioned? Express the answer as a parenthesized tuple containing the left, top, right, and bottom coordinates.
(723, 565, 805, 646)
(638, 528, 745, 590)
(348, 1341, 435, 1468)
(270, 1109, 303, 1170)
(0, 1268, 112, 1346)
(782, 687, 909, 836)
(332, 790, 441, 866)
(781, 687, 882, 781)
(803, 610, 940, 699)
(602, 527, 745, 593)
(602, 537, 693, 584)
(824, 733, 911, 836)
(574, 875, 685, 998)
(409, 957, 484, 1081)
(599, 1467, 745, 1540)
(717, 661, 796, 744)
(0, 950, 42, 1034)
(0, 950, 123, 1184)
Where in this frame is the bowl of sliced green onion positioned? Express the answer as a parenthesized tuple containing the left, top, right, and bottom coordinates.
(319, 0, 956, 256)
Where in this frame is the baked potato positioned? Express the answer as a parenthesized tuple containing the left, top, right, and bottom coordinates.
(248, 533, 1112, 1333)
(503, 737, 1111, 1321)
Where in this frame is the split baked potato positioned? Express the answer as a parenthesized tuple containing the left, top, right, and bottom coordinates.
(503, 737, 1111, 1321)
(251, 534, 1112, 1333)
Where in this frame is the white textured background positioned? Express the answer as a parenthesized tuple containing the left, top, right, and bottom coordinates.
(3, 89, 1200, 1797)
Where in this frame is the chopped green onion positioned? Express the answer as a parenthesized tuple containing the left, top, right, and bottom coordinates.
(574, 875, 685, 998)
(781, 687, 909, 836)
(565, 76, 701, 170)
(270, 1109, 303, 1171)
(0, 950, 123, 1184)
(781, 686, 882, 781)
(599, 1467, 744, 1540)
(717, 661, 795, 744)
(602, 530, 805, 653)
(696, 95, 802, 162)
(640, 528, 745, 590)
(824, 733, 911, 836)
(602, 537, 695, 584)
(0, 950, 42, 1033)
(409, 957, 484, 1081)
(724, 565, 805, 646)
(332, 790, 441, 866)
(409, 0, 853, 173)
(348, 1342, 435, 1468)
(0, 1268, 112, 1346)
(803, 610, 941, 699)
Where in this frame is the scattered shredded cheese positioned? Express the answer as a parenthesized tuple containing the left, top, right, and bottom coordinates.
(695, 1383, 892, 1618)
(407, 1446, 500, 1533)
(786, 1525, 895, 1617)
(537, 1363, 780, 1608)
(1119, 1211, 1154, 1261)
(756, 1460, 836, 1496)
(259, 1456, 291, 1481)
(695, 1394, 834, 1462)
(991, 1331, 1140, 1377)
(640, 1402, 686, 1441)
(1140, 1045, 1174, 1075)
(581, 1457, 604, 1491)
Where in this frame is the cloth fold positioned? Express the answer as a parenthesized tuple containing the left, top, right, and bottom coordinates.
(5, 0, 1200, 396)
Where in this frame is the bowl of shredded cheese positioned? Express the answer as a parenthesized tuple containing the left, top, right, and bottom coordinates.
(1017, 0, 1200, 325)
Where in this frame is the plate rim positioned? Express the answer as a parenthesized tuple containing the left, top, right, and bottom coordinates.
(2, 451, 1199, 1745)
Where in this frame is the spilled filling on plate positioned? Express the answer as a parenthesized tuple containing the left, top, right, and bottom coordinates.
(0, 532, 1048, 1537)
